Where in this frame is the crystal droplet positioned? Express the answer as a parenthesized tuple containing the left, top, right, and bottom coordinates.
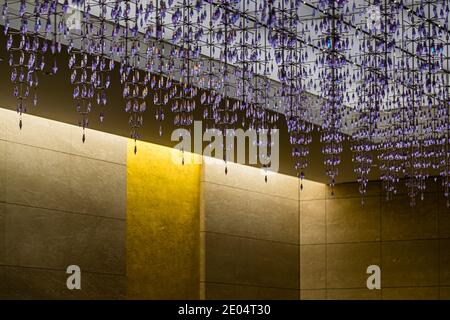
(265, 175, 267, 183)
(134, 145, 137, 155)
(300, 183, 303, 191)
(225, 166, 228, 175)
(82, 133, 85, 143)
(182, 157, 185, 165)
(19, 119, 22, 130)
(159, 125, 163, 137)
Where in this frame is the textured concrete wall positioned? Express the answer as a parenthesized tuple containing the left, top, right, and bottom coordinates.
(2, 106, 449, 300)
(0, 108, 127, 299)
(200, 161, 300, 299)
(126, 142, 201, 299)
(202, 160, 450, 300)
(300, 181, 450, 300)
(0, 108, 202, 300)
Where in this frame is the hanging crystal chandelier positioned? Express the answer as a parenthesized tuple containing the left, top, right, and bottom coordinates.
(148, 0, 170, 136)
(3, 0, 450, 205)
(68, 0, 95, 142)
(113, 0, 149, 153)
(5, 0, 47, 129)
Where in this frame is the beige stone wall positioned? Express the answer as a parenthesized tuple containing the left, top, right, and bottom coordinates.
(200, 161, 300, 299)
(306, 182, 450, 300)
(201, 161, 450, 300)
(2, 106, 450, 300)
(0, 108, 127, 299)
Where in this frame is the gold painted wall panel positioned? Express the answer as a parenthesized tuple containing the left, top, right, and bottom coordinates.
(126, 141, 201, 299)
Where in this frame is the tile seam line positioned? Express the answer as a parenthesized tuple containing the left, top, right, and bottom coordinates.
(302, 192, 444, 201)
(202, 284, 450, 293)
(304, 285, 444, 290)
(380, 187, 383, 300)
(201, 180, 298, 201)
(201, 231, 450, 246)
(302, 237, 450, 245)
(0, 263, 126, 277)
(3, 139, 127, 167)
(2, 201, 126, 221)
(325, 193, 328, 299)
(201, 281, 299, 291)
(298, 178, 301, 300)
(201, 230, 299, 246)
(323, 192, 439, 199)
(438, 193, 441, 299)
(379, 285, 443, 289)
